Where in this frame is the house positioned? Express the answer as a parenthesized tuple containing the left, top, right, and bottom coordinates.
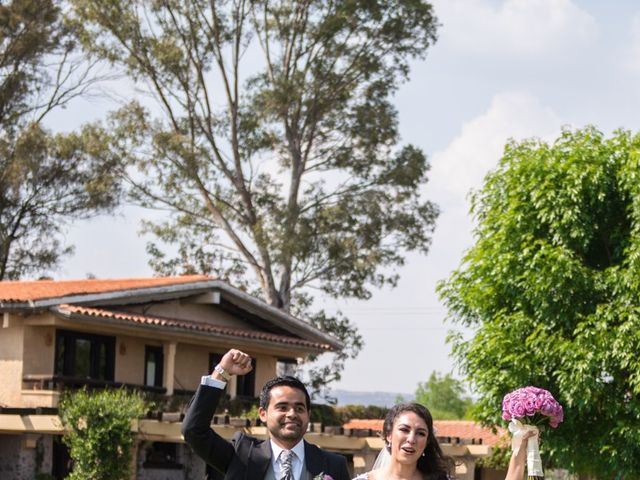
(0, 275, 342, 479)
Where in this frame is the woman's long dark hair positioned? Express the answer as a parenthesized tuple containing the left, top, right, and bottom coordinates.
(382, 403, 455, 480)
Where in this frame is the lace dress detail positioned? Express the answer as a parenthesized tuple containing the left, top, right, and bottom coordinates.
(352, 474, 369, 480)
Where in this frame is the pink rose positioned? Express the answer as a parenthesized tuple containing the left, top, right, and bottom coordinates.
(534, 396, 544, 409)
(511, 402, 526, 417)
(524, 398, 537, 415)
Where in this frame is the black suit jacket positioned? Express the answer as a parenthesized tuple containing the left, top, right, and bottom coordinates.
(182, 384, 351, 480)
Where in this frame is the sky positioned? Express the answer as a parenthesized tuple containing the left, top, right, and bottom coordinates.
(51, 0, 640, 395)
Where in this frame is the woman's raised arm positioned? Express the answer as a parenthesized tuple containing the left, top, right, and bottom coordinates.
(505, 430, 536, 480)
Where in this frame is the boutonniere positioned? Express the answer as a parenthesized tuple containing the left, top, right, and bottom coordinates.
(313, 473, 333, 480)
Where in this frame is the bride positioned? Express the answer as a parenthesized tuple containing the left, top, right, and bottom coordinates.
(353, 403, 534, 480)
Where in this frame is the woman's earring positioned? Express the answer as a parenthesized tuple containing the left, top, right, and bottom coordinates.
(421, 451, 426, 457)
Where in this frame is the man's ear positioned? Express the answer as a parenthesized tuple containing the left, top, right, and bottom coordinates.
(259, 407, 268, 422)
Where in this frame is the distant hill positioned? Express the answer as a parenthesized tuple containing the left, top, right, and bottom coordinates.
(326, 389, 414, 407)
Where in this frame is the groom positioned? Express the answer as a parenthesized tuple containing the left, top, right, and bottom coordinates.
(181, 348, 351, 480)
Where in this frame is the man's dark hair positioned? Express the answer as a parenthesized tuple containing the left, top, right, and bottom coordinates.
(259, 376, 311, 410)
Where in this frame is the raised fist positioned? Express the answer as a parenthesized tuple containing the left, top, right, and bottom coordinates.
(218, 348, 253, 376)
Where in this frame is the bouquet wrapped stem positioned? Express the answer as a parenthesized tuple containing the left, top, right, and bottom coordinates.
(502, 386, 564, 480)
(526, 437, 543, 480)
(509, 419, 543, 479)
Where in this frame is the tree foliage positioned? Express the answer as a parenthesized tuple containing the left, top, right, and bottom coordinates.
(0, 0, 121, 280)
(475, 437, 511, 470)
(414, 371, 473, 420)
(438, 127, 640, 478)
(59, 388, 147, 480)
(69, 0, 439, 393)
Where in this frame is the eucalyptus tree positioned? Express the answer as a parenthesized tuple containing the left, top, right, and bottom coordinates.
(70, 0, 440, 393)
(439, 127, 640, 477)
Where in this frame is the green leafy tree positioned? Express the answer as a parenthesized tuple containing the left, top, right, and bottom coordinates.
(0, 0, 121, 280)
(438, 127, 640, 478)
(414, 371, 473, 419)
(70, 0, 439, 395)
(59, 388, 147, 480)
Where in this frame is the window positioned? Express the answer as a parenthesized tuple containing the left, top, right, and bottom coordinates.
(277, 358, 298, 377)
(209, 352, 223, 375)
(143, 442, 182, 469)
(55, 329, 115, 381)
(145, 346, 164, 387)
(52, 436, 72, 480)
(236, 358, 256, 397)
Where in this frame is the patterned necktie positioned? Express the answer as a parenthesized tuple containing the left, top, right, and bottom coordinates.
(280, 449, 294, 480)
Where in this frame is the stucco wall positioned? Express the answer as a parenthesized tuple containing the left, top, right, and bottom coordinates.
(254, 354, 277, 395)
(130, 300, 253, 329)
(116, 334, 147, 385)
(22, 325, 55, 376)
(174, 343, 211, 391)
(0, 315, 24, 407)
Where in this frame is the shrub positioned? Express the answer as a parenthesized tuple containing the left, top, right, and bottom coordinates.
(59, 388, 147, 480)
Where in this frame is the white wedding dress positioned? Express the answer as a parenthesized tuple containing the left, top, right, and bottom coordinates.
(353, 446, 389, 479)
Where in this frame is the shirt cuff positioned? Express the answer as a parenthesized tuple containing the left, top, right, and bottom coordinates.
(200, 375, 227, 389)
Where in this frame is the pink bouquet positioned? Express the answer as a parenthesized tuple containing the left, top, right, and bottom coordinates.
(502, 386, 564, 427)
(502, 386, 563, 479)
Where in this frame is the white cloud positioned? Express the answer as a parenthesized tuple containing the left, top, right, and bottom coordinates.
(432, 0, 597, 55)
(430, 90, 563, 202)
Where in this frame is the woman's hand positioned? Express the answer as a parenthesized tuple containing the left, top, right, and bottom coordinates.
(505, 429, 538, 480)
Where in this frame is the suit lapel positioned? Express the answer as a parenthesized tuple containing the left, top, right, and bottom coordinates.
(303, 441, 326, 480)
(246, 438, 272, 480)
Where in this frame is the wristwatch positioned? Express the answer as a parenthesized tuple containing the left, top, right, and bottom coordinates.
(213, 364, 231, 381)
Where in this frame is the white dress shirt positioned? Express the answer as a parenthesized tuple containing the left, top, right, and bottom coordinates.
(200, 375, 227, 388)
(271, 439, 305, 480)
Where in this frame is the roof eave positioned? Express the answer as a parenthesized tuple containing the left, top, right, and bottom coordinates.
(210, 281, 344, 350)
(51, 306, 332, 356)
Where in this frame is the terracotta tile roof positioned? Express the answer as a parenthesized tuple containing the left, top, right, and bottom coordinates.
(433, 420, 504, 446)
(55, 304, 332, 351)
(0, 276, 210, 302)
(343, 419, 384, 431)
(342, 419, 505, 446)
